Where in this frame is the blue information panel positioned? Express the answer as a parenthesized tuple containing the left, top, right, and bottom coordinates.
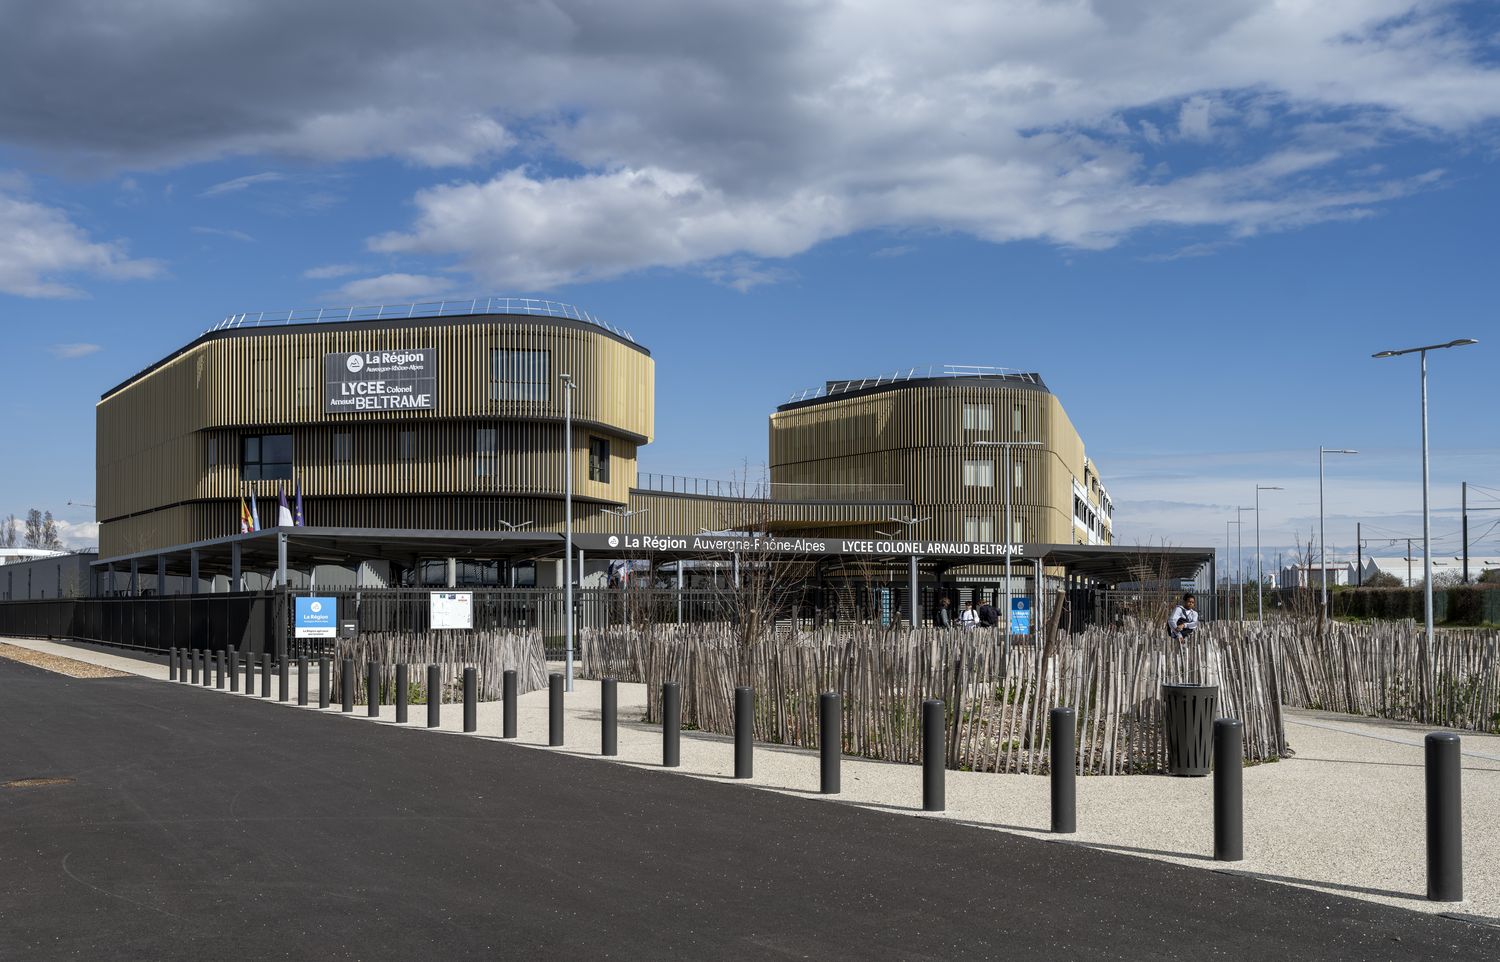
(1010, 597, 1032, 635)
(295, 596, 338, 638)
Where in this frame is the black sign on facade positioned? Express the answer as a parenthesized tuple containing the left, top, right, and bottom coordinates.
(324, 349, 438, 413)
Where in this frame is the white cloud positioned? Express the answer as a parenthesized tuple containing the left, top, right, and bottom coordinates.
(191, 226, 255, 242)
(326, 272, 451, 303)
(303, 263, 363, 280)
(1176, 96, 1215, 141)
(48, 343, 101, 359)
(0, 188, 163, 297)
(199, 172, 285, 198)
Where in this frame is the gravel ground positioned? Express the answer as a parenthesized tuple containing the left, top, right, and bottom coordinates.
(0, 642, 129, 678)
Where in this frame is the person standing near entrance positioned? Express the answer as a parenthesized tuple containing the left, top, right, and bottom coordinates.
(958, 600, 979, 630)
(976, 594, 1000, 629)
(935, 596, 953, 629)
(1167, 592, 1199, 640)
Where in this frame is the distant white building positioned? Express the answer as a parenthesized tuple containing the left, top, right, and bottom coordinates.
(1357, 556, 1500, 587)
(1278, 562, 1353, 589)
(0, 547, 68, 566)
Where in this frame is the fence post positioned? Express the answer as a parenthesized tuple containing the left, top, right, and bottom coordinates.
(548, 672, 563, 746)
(734, 687, 753, 779)
(463, 667, 477, 732)
(368, 662, 381, 717)
(1426, 732, 1463, 901)
(229, 646, 239, 692)
(923, 699, 945, 813)
(503, 669, 517, 739)
(601, 678, 618, 756)
(318, 657, 330, 709)
(297, 656, 308, 706)
(341, 658, 354, 712)
(1051, 707, 1077, 833)
(1214, 718, 1243, 862)
(168, 647, 178, 682)
(427, 664, 441, 728)
(279, 656, 290, 702)
(662, 682, 681, 767)
(260, 654, 272, 697)
(820, 692, 841, 795)
(396, 664, 409, 723)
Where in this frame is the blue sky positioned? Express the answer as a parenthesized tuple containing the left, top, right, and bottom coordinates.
(2, 0, 1497, 574)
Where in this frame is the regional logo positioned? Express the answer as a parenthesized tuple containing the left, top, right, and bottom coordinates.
(345, 354, 365, 373)
(310, 601, 323, 613)
(607, 536, 620, 547)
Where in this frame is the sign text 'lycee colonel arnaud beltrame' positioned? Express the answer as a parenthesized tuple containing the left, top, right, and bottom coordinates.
(324, 349, 438, 413)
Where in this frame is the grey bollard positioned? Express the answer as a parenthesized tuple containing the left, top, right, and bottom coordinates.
(502, 669, 517, 739)
(297, 657, 309, 706)
(260, 654, 272, 697)
(215, 651, 225, 689)
(243, 651, 253, 695)
(168, 647, 178, 682)
(923, 699, 945, 813)
(734, 687, 754, 779)
(396, 664, 409, 723)
(1426, 732, 1463, 901)
(341, 658, 354, 712)
(189, 650, 199, 685)
(463, 667, 477, 732)
(1214, 718, 1244, 862)
(368, 662, 381, 717)
(662, 682, 681, 767)
(1051, 707, 1077, 833)
(548, 672, 563, 746)
(228, 647, 239, 692)
(820, 692, 841, 794)
(201, 651, 211, 687)
(318, 657, 330, 709)
(279, 656, 289, 702)
(427, 665, 441, 728)
(601, 678, 618, 756)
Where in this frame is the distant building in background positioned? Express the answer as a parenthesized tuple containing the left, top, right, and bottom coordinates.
(1278, 561, 1353, 589)
(0, 548, 69, 566)
(1356, 556, 1500, 588)
(1, 551, 95, 600)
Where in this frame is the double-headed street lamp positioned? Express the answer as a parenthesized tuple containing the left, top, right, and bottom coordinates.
(1373, 338, 1478, 655)
(1318, 447, 1358, 617)
(1254, 485, 1283, 622)
(877, 515, 930, 628)
(975, 440, 1042, 637)
(560, 372, 577, 691)
(496, 519, 532, 587)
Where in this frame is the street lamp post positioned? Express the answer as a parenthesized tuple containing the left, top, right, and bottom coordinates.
(496, 519, 533, 588)
(560, 373, 577, 691)
(1255, 485, 1282, 622)
(1373, 338, 1478, 664)
(1237, 506, 1254, 621)
(878, 515, 931, 628)
(1318, 447, 1358, 619)
(976, 440, 1042, 639)
(1225, 519, 1241, 620)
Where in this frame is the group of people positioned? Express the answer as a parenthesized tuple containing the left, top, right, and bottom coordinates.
(934, 596, 1001, 630)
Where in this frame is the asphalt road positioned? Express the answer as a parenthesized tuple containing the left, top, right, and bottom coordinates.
(1, 657, 1495, 961)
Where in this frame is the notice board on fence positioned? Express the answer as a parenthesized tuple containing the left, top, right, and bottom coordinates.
(295, 597, 338, 638)
(430, 591, 473, 630)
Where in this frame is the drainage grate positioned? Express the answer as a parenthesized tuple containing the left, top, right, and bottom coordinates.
(3, 777, 75, 789)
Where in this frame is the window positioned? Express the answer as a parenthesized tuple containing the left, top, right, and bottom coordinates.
(332, 432, 353, 464)
(964, 516, 994, 542)
(475, 427, 497, 476)
(207, 437, 217, 468)
(398, 430, 416, 462)
(962, 459, 994, 488)
(962, 403, 992, 431)
(1012, 402, 1024, 434)
(589, 436, 610, 483)
(1013, 459, 1025, 490)
(1013, 518, 1026, 542)
(490, 349, 549, 402)
(242, 434, 293, 480)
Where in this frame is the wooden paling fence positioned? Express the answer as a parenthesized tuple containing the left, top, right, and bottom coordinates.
(331, 629, 546, 704)
(1270, 621, 1500, 732)
(581, 626, 1285, 774)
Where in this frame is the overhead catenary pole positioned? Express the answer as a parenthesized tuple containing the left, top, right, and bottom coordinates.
(1236, 506, 1254, 622)
(1462, 481, 1469, 584)
(1319, 446, 1358, 618)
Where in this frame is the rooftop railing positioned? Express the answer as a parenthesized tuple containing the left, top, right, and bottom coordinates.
(636, 473, 908, 503)
(210, 297, 636, 344)
(787, 364, 1041, 403)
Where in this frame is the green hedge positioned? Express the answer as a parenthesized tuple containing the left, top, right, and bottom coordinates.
(1331, 586, 1500, 624)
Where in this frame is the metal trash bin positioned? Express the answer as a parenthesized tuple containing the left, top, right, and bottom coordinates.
(1161, 683, 1218, 776)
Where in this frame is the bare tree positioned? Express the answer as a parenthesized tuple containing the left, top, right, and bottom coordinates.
(1, 513, 17, 547)
(42, 511, 62, 550)
(23, 508, 44, 548)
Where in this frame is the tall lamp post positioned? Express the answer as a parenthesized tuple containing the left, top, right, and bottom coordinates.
(1373, 338, 1478, 659)
(1318, 447, 1358, 618)
(1236, 506, 1254, 621)
(560, 373, 577, 691)
(878, 515, 931, 628)
(976, 440, 1042, 638)
(1254, 485, 1282, 622)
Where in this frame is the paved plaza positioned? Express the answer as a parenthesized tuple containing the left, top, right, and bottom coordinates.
(2, 638, 1498, 959)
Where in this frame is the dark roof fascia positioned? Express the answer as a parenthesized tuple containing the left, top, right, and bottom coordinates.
(774, 375, 1051, 413)
(100, 312, 651, 401)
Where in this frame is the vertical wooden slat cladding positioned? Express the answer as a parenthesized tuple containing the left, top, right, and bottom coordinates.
(768, 380, 1112, 546)
(98, 315, 652, 556)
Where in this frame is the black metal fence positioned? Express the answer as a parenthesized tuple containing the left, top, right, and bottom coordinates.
(0, 592, 285, 657)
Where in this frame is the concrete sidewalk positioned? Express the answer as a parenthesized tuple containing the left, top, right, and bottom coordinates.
(6, 635, 1498, 926)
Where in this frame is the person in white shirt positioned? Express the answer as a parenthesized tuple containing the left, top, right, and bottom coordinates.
(958, 601, 980, 630)
(1167, 593, 1199, 640)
